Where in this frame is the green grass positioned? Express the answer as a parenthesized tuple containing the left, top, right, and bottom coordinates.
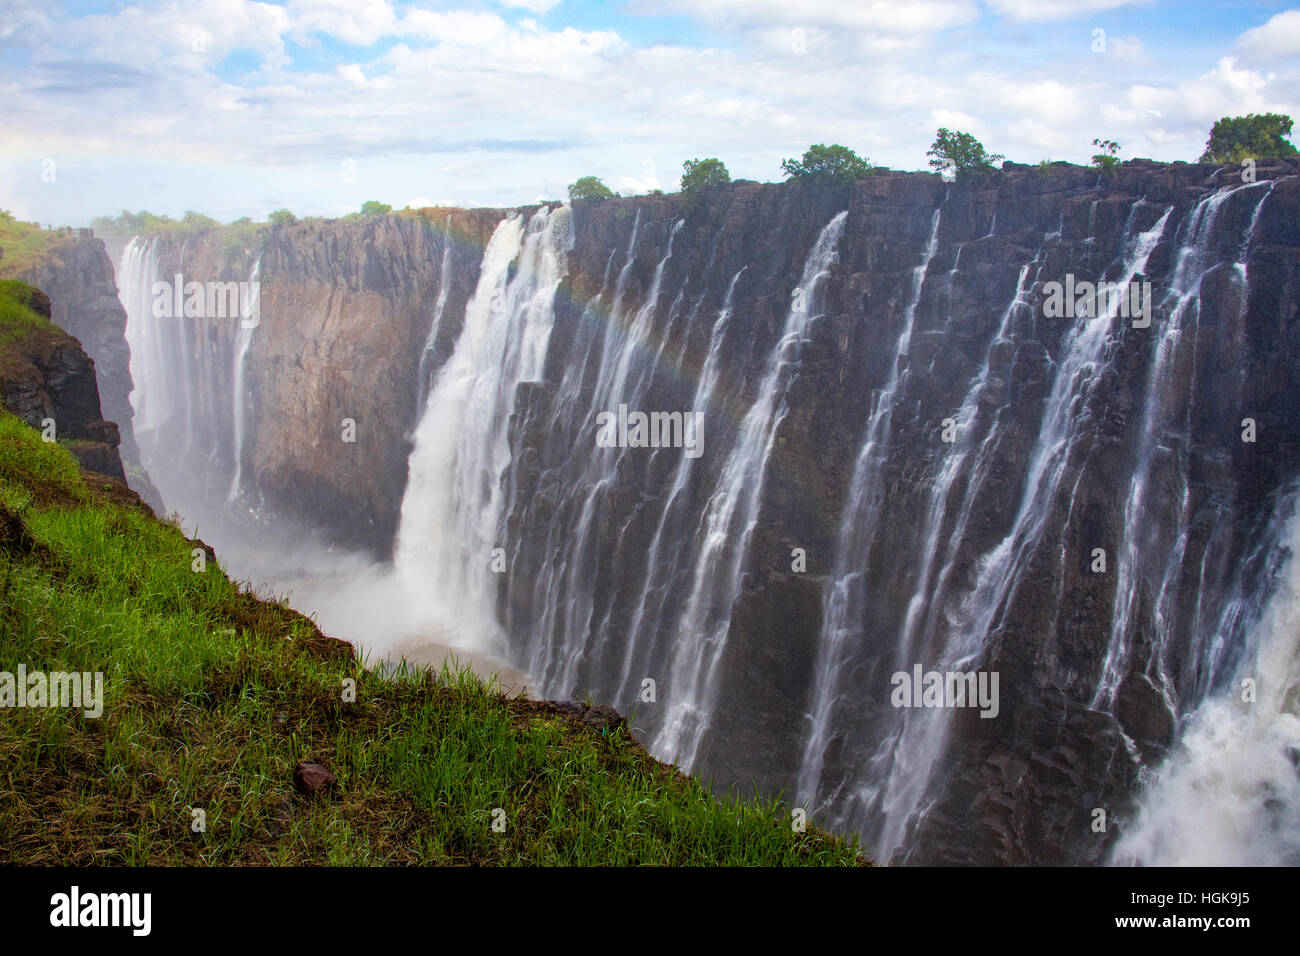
(0, 214, 76, 280)
(0, 409, 865, 865)
(0, 280, 54, 350)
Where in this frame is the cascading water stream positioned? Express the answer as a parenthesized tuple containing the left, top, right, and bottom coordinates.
(613, 267, 748, 700)
(869, 203, 1175, 855)
(521, 216, 681, 691)
(228, 253, 263, 502)
(119, 237, 165, 448)
(654, 210, 848, 767)
(800, 209, 943, 798)
(415, 215, 455, 415)
(1094, 181, 1277, 711)
(394, 206, 573, 654)
(1112, 487, 1300, 865)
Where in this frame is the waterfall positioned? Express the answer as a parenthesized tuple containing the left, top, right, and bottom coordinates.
(415, 215, 455, 414)
(104, 170, 1296, 865)
(614, 266, 748, 698)
(119, 237, 165, 447)
(394, 205, 574, 654)
(800, 208, 943, 801)
(654, 210, 848, 766)
(524, 215, 683, 693)
(1112, 488, 1300, 865)
(1093, 181, 1276, 710)
(228, 253, 262, 502)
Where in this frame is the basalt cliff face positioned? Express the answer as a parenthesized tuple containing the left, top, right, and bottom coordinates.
(19, 235, 160, 507)
(115, 210, 502, 553)
(0, 282, 127, 481)
(110, 160, 1300, 865)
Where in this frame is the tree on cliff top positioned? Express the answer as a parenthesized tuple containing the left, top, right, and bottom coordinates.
(1199, 113, 1298, 164)
(267, 208, 297, 226)
(927, 128, 1003, 178)
(360, 200, 392, 217)
(568, 176, 616, 204)
(781, 144, 872, 186)
(680, 158, 730, 212)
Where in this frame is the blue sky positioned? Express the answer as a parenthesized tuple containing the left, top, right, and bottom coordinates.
(2, 0, 1298, 226)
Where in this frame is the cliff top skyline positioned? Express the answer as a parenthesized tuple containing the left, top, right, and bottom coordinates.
(1, 0, 1297, 227)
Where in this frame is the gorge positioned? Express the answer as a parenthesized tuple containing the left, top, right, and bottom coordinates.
(59, 159, 1300, 866)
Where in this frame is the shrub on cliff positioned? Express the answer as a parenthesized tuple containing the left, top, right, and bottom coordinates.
(360, 200, 393, 217)
(267, 208, 297, 227)
(781, 144, 872, 186)
(1091, 139, 1121, 172)
(567, 176, 616, 204)
(1199, 113, 1298, 164)
(927, 128, 1004, 179)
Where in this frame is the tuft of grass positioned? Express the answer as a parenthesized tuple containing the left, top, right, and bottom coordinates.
(0, 409, 866, 866)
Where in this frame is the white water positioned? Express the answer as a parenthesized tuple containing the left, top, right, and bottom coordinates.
(1113, 493, 1300, 865)
(119, 236, 166, 448)
(228, 253, 262, 501)
(394, 206, 573, 655)
(655, 210, 848, 766)
(1094, 182, 1276, 709)
(517, 212, 677, 692)
(416, 215, 455, 414)
(800, 209, 942, 798)
(614, 266, 748, 698)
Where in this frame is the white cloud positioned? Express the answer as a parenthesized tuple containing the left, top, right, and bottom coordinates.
(339, 63, 367, 86)
(984, 0, 1154, 22)
(1236, 10, 1300, 63)
(634, 0, 978, 36)
(4, 0, 1299, 227)
(288, 0, 397, 46)
(399, 10, 511, 45)
(63, 0, 291, 71)
(1128, 57, 1279, 126)
(496, 0, 564, 13)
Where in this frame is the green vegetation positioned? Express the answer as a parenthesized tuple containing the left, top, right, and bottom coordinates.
(927, 128, 1004, 178)
(90, 210, 220, 238)
(781, 144, 872, 186)
(567, 176, 617, 204)
(0, 211, 76, 279)
(267, 209, 298, 227)
(359, 201, 393, 217)
(1091, 138, 1121, 172)
(0, 406, 865, 865)
(1199, 113, 1298, 164)
(0, 280, 52, 352)
(221, 217, 265, 258)
(680, 158, 731, 212)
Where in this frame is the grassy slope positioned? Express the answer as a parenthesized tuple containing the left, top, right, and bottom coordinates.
(0, 215, 76, 281)
(0, 405, 865, 865)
